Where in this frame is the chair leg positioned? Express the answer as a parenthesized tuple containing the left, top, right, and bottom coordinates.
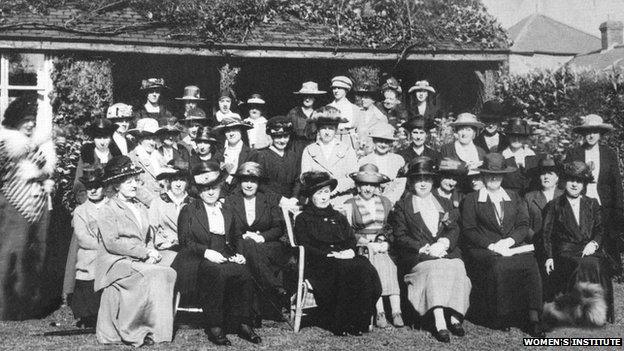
(174, 291, 181, 316)
(294, 283, 305, 333)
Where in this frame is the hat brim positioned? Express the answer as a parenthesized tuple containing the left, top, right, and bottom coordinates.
(140, 85, 169, 91)
(349, 172, 391, 184)
(301, 179, 338, 197)
(180, 118, 209, 125)
(478, 166, 517, 174)
(408, 86, 436, 94)
(310, 117, 349, 125)
(80, 180, 104, 189)
(195, 137, 220, 144)
(479, 113, 505, 122)
(233, 173, 269, 181)
(572, 125, 614, 133)
(406, 171, 437, 178)
(156, 170, 188, 181)
(449, 121, 485, 129)
(293, 90, 326, 95)
(86, 125, 118, 138)
(175, 97, 206, 101)
(370, 135, 398, 141)
(194, 169, 229, 187)
(127, 130, 156, 138)
(103, 169, 144, 185)
(213, 122, 254, 133)
(155, 128, 182, 136)
(438, 169, 468, 177)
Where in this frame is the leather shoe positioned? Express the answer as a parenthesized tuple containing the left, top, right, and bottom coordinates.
(239, 323, 262, 344)
(433, 329, 450, 343)
(527, 322, 546, 338)
(345, 325, 363, 336)
(142, 335, 154, 347)
(207, 327, 231, 346)
(448, 323, 465, 337)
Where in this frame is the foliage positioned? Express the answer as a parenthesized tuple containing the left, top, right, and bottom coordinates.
(348, 65, 380, 90)
(1, 0, 509, 51)
(219, 63, 241, 101)
(50, 56, 114, 210)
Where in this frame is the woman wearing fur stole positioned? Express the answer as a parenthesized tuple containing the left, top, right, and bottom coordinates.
(0, 97, 56, 320)
(541, 161, 614, 326)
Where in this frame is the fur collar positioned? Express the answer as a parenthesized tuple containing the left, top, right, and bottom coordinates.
(0, 127, 56, 178)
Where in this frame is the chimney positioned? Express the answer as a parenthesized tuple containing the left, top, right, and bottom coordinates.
(599, 20, 623, 50)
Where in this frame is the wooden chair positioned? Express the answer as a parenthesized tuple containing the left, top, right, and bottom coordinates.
(174, 292, 202, 315)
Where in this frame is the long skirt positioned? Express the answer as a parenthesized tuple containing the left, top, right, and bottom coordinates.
(307, 256, 382, 331)
(367, 250, 400, 296)
(465, 250, 542, 326)
(404, 258, 471, 316)
(62, 234, 79, 298)
(71, 279, 101, 320)
(96, 261, 176, 347)
(0, 193, 49, 320)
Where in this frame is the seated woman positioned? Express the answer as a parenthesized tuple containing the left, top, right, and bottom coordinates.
(70, 168, 106, 329)
(343, 164, 403, 329)
(461, 153, 544, 337)
(148, 161, 191, 267)
(295, 171, 381, 336)
(524, 156, 563, 245)
(172, 161, 260, 346)
(435, 157, 468, 208)
(155, 118, 190, 166)
(224, 162, 289, 318)
(213, 116, 258, 195)
(189, 126, 220, 170)
(541, 161, 614, 326)
(94, 156, 176, 347)
(390, 157, 471, 343)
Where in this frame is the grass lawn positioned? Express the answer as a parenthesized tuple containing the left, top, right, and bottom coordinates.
(1, 282, 622, 351)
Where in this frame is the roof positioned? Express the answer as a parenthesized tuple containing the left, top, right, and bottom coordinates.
(508, 14, 601, 55)
(567, 45, 624, 71)
(0, 5, 508, 61)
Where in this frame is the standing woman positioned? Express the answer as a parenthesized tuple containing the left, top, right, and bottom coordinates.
(390, 157, 471, 343)
(95, 156, 176, 347)
(155, 117, 190, 166)
(501, 118, 539, 196)
(398, 117, 440, 164)
(407, 80, 440, 123)
(172, 161, 259, 346)
(565, 115, 624, 276)
(541, 161, 614, 326)
(127, 118, 163, 206)
(213, 116, 258, 194)
(188, 126, 221, 170)
(474, 100, 509, 153)
(0, 97, 56, 320)
(461, 153, 544, 336)
(295, 172, 381, 336)
(134, 78, 174, 125)
(148, 162, 191, 267)
(287, 81, 325, 147)
(300, 106, 358, 206)
(106, 103, 135, 156)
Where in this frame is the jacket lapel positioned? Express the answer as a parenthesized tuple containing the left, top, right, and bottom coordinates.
(561, 197, 582, 236)
(253, 193, 269, 227)
(579, 196, 592, 239)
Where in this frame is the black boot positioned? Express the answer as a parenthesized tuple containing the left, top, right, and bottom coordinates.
(239, 323, 262, 344)
(206, 326, 231, 346)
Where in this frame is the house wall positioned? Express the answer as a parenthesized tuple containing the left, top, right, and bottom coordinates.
(509, 53, 574, 75)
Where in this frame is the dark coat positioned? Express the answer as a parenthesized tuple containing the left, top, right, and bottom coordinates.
(286, 106, 316, 142)
(502, 153, 540, 196)
(157, 145, 190, 165)
(398, 145, 440, 165)
(134, 106, 174, 126)
(214, 144, 259, 196)
(376, 102, 409, 129)
(224, 190, 285, 242)
(474, 132, 510, 153)
(110, 134, 135, 156)
(257, 146, 302, 199)
(439, 142, 487, 163)
(461, 189, 530, 251)
(389, 195, 461, 272)
(409, 102, 441, 124)
(524, 189, 564, 242)
(172, 199, 237, 294)
(188, 150, 218, 171)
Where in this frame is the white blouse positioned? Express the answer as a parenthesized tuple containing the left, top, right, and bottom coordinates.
(413, 194, 440, 236)
(244, 197, 256, 225)
(454, 141, 480, 165)
(203, 203, 225, 235)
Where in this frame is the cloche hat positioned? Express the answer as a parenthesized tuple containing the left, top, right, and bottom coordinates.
(300, 171, 338, 197)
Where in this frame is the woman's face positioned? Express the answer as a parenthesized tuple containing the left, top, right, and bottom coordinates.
(509, 135, 526, 149)
(361, 96, 375, 108)
(115, 120, 130, 134)
(318, 124, 337, 144)
(383, 90, 399, 110)
(219, 98, 231, 113)
(373, 138, 392, 155)
(412, 176, 434, 197)
(248, 108, 262, 119)
(565, 179, 584, 198)
(225, 128, 242, 145)
(410, 128, 427, 147)
(140, 137, 157, 154)
(86, 187, 104, 202)
(272, 134, 290, 151)
(18, 120, 35, 137)
(332, 87, 347, 100)
(94, 136, 111, 151)
(146, 89, 161, 104)
(456, 126, 476, 145)
(161, 134, 175, 147)
(196, 141, 212, 156)
(485, 122, 499, 134)
(440, 176, 458, 193)
(184, 101, 197, 112)
(415, 91, 428, 103)
(199, 183, 222, 205)
(118, 176, 139, 199)
(470, 175, 484, 191)
(170, 178, 188, 196)
(583, 132, 601, 147)
(484, 174, 503, 191)
(240, 178, 259, 198)
(187, 123, 201, 138)
(311, 185, 332, 208)
(540, 171, 559, 190)
(302, 96, 315, 108)
(357, 183, 377, 201)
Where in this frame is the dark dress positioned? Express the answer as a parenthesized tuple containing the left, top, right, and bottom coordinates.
(502, 153, 540, 196)
(188, 150, 218, 171)
(376, 102, 409, 129)
(134, 106, 174, 126)
(397, 145, 440, 165)
(461, 189, 543, 327)
(157, 145, 190, 165)
(172, 199, 253, 329)
(565, 145, 624, 273)
(257, 146, 302, 199)
(294, 204, 381, 332)
(541, 195, 614, 322)
(286, 107, 316, 148)
(474, 132, 509, 153)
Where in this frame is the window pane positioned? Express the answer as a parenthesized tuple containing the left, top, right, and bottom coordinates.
(9, 53, 43, 86)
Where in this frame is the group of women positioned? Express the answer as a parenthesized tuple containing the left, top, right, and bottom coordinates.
(39, 75, 621, 347)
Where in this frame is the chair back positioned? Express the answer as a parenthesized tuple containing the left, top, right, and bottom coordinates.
(281, 205, 302, 247)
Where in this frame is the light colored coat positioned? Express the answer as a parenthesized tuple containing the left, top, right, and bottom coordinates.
(128, 148, 162, 206)
(72, 200, 105, 281)
(300, 140, 358, 194)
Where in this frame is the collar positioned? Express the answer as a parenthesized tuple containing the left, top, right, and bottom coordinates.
(454, 140, 476, 150)
(478, 188, 511, 202)
(162, 191, 189, 205)
(135, 144, 151, 159)
(412, 194, 444, 213)
(501, 146, 535, 159)
(566, 195, 581, 205)
(225, 140, 244, 151)
(269, 145, 285, 157)
(412, 145, 425, 155)
(436, 188, 452, 199)
(144, 103, 160, 113)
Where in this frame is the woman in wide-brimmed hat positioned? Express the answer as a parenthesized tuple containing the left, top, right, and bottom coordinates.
(440, 113, 487, 180)
(300, 105, 358, 206)
(398, 116, 440, 165)
(127, 118, 164, 205)
(188, 126, 220, 170)
(390, 156, 471, 342)
(407, 80, 441, 123)
(156, 117, 190, 166)
(287, 81, 325, 145)
(171, 161, 260, 346)
(343, 164, 403, 329)
(147, 160, 191, 267)
(179, 107, 214, 152)
(500, 118, 540, 195)
(295, 171, 381, 336)
(461, 153, 545, 337)
(94, 155, 176, 347)
(541, 161, 615, 327)
(224, 162, 289, 320)
(565, 114, 623, 275)
(435, 157, 468, 208)
(74, 118, 121, 203)
(474, 100, 510, 153)
(242, 94, 271, 149)
(359, 123, 406, 203)
(176, 85, 206, 117)
(353, 83, 388, 151)
(106, 103, 135, 155)
(134, 78, 174, 125)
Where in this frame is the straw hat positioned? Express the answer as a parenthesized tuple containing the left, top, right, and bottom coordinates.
(449, 113, 485, 129)
(300, 171, 338, 197)
(127, 118, 159, 139)
(309, 106, 348, 125)
(330, 76, 353, 90)
(140, 78, 168, 91)
(106, 103, 133, 120)
(192, 161, 228, 186)
(212, 115, 253, 133)
(102, 156, 144, 184)
(408, 80, 436, 94)
(175, 85, 206, 101)
(243, 94, 266, 107)
(266, 115, 293, 136)
(294, 81, 326, 95)
(349, 163, 391, 184)
(478, 153, 516, 174)
(380, 76, 402, 93)
(369, 123, 397, 141)
(572, 114, 614, 134)
(438, 157, 468, 177)
(179, 108, 209, 125)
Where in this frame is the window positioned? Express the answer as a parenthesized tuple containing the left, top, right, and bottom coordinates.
(0, 53, 53, 122)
